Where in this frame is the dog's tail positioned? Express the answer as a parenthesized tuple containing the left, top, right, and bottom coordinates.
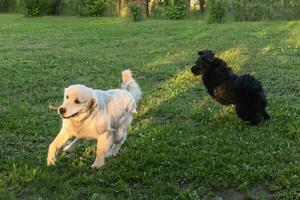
(121, 69, 142, 103)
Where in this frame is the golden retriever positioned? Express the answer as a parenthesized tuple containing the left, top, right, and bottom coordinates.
(47, 70, 141, 168)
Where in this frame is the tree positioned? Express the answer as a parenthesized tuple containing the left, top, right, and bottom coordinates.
(49, 0, 63, 15)
(186, 0, 190, 14)
(118, 0, 121, 16)
(145, 0, 149, 17)
(199, 0, 204, 13)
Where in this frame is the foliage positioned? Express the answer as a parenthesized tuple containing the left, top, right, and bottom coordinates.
(0, 0, 23, 12)
(0, 0, 9, 12)
(230, 0, 300, 21)
(48, 0, 63, 15)
(0, 15, 300, 199)
(79, 0, 108, 16)
(3, 0, 300, 20)
(24, 0, 50, 16)
(208, 0, 226, 23)
(150, 0, 169, 19)
(24, 0, 66, 16)
(151, 5, 167, 18)
(166, 0, 186, 20)
(129, 2, 142, 21)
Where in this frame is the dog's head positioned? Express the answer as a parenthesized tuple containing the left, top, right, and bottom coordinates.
(191, 50, 215, 76)
(58, 84, 97, 120)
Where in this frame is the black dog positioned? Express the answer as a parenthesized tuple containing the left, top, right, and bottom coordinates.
(191, 50, 270, 125)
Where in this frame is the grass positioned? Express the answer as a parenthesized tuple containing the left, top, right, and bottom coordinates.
(0, 14, 300, 199)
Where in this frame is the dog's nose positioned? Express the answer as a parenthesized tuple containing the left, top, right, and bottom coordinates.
(59, 107, 66, 115)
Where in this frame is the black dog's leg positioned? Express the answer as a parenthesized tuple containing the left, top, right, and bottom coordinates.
(262, 110, 270, 120)
(235, 104, 251, 123)
(249, 114, 262, 125)
(236, 104, 263, 125)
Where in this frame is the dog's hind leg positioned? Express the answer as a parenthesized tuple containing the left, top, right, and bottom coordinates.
(262, 110, 270, 120)
(63, 137, 81, 152)
(110, 129, 128, 157)
(109, 113, 132, 157)
(249, 115, 262, 125)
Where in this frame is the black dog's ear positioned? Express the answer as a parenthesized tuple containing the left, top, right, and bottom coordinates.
(207, 50, 215, 57)
(201, 50, 215, 62)
(198, 50, 215, 57)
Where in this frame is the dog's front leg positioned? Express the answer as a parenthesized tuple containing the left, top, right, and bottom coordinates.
(91, 131, 113, 169)
(47, 129, 71, 166)
(63, 137, 81, 152)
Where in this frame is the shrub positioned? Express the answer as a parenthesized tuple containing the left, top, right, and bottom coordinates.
(0, 0, 18, 12)
(166, 0, 186, 20)
(0, 0, 9, 12)
(79, 0, 108, 16)
(230, 0, 300, 21)
(24, 0, 50, 16)
(208, 0, 226, 23)
(129, 2, 142, 21)
(151, 5, 167, 18)
(231, 0, 273, 21)
(48, 0, 63, 15)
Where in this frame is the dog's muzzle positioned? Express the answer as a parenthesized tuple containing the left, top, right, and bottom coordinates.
(60, 111, 80, 119)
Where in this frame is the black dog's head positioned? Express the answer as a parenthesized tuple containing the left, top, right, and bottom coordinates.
(191, 50, 215, 76)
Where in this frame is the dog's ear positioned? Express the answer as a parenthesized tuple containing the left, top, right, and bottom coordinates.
(89, 96, 97, 110)
(207, 50, 215, 57)
(201, 50, 215, 62)
(198, 50, 203, 56)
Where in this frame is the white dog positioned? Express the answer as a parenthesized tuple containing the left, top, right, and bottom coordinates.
(47, 70, 141, 168)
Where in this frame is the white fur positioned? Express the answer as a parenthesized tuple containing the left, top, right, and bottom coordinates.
(47, 70, 141, 168)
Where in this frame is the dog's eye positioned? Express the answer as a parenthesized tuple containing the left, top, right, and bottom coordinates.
(66, 95, 69, 99)
(74, 99, 81, 104)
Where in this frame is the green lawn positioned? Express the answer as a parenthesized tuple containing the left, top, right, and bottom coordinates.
(0, 14, 300, 199)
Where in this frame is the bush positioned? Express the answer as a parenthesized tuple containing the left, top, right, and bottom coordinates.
(166, 0, 186, 20)
(129, 2, 142, 21)
(231, 0, 273, 21)
(25, 0, 50, 16)
(0, 0, 9, 12)
(0, 0, 18, 12)
(88, 0, 107, 16)
(151, 5, 167, 18)
(230, 0, 300, 21)
(79, 0, 108, 16)
(48, 0, 63, 15)
(208, 0, 226, 23)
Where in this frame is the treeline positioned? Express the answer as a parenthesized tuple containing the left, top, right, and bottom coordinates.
(0, 0, 299, 21)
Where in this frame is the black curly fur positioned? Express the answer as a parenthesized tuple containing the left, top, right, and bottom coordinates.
(191, 50, 270, 125)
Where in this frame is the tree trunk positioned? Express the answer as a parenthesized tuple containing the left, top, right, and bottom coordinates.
(136, 0, 142, 5)
(186, 0, 190, 14)
(118, 0, 121, 16)
(199, 0, 204, 13)
(145, 0, 149, 17)
(280, 0, 285, 18)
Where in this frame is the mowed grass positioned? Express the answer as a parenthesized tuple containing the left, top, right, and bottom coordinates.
(0, 14, 300, 199)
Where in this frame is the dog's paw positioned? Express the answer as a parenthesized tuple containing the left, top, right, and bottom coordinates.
(91, 160, 104, 169)
(47, 155, 56, 166)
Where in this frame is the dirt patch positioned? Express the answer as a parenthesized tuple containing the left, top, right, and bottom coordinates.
(211, 185, 274, 200)
(212, 189, 245, 200)
(249, 185, 275, 199)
